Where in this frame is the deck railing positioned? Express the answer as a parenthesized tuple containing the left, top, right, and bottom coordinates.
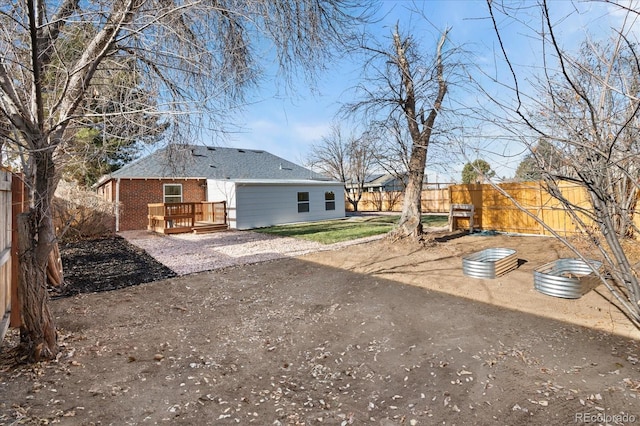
(148, 201, 227, 234)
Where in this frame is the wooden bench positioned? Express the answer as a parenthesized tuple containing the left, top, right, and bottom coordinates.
(449, 203, 476, 233)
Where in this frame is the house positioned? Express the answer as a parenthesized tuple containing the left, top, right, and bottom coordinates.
(345, 173, 406, 194)
(345, 174, 453, 194)
(95, 145, 345, 231)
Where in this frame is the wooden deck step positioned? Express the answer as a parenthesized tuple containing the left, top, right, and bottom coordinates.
(192, 224, 229, 234)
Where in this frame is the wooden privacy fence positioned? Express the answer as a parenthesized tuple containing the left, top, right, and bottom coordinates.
(346, 188, 450, 213)
(0, 170, 13, 342)
(448, 181, 600, 236)
(1, 172, 84, 344)
(346, 181, 636, 237)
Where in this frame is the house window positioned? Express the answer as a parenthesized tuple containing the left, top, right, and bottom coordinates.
(325, 191, 335, 211)
(164, 184, 183, 203)
(297, 192, 309, 213)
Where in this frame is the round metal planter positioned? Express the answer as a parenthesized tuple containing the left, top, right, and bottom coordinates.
(533, 259, 602, 299)
(462, 248, 518, 279)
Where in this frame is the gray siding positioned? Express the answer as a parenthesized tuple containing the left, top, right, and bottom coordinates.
(235, 183, 345, 229)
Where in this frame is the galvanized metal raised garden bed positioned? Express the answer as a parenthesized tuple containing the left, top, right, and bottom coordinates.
(533, 259, 603, 299)
(462, 248, 518, 279)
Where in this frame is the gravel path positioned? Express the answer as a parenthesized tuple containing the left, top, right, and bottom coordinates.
(120, 229, 385, 275)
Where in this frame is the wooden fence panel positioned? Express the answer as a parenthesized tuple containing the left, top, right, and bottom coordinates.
(482, 182, 543, 234)
(421, 188, 450, 213)
(346, 188, 450, 213)
(347, 182, 615, 237)
(449, 182, 600, 236)
(0, 170, 12, 342)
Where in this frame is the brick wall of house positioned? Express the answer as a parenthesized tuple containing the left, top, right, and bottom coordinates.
(111, 178, 207, 231)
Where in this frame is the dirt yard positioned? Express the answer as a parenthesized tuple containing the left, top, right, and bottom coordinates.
(1, 230, 639, 425)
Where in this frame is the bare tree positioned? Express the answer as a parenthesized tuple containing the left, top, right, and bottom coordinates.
(0, 0, 366, 361)
(308, 123, 377, 211)
(487, 0, 640, 327)
(368, 108, 454, 192)
(368, 117, 410, 188)
(346, 24, 452, 238)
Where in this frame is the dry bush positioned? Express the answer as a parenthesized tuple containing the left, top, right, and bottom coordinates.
(53, 181, 116, 242)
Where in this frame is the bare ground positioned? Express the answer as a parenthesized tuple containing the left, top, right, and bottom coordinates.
(1, 230, 639, 425)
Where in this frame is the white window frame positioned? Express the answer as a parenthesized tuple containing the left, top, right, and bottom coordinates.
(297, 191, 310, 213)
(164, 183, 183, 203)
(324, 191, 336, 211)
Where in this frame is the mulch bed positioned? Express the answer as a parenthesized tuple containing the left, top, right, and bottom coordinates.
(58, 236, 177, 297)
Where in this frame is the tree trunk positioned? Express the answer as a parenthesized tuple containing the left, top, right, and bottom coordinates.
(347, 192, 361, 212)
(389, 29, 448, 241)
(17, 211, 58, 361)
(47, 243, 63, 287)
(16, 144, 61, 361)
(395, 145, 427, 238)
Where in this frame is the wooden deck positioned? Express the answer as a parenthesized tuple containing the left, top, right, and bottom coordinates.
(148, 201, 228, 234)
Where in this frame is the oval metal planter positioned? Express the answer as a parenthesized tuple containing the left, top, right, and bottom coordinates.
(462, 248, 518, 279)
(534, 259, 602, 299)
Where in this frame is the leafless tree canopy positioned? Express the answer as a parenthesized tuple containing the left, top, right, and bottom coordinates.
(344, 24, 453, 238)
(487, 0, 640, 326)
(1, 0, 367, 153)
(367, 117, 411, 184)
(0, 0, 368, 360)
(308, 123, 377, 211)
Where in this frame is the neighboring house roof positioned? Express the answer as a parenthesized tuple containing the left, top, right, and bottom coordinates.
(98, 145, 332, 184)
(344, 173, 454, 190)
(345, 173, 406, 189)
(365, 174, 403, 188)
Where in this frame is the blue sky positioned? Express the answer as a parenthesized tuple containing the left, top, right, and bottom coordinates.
(215, 1, 491, 181)
(198, 1, 633, 182)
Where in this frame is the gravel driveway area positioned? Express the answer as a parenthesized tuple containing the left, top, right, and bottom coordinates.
(120, 229, 384, 275)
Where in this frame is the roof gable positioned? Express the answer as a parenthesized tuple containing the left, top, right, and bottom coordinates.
(345, 173, 406, 188)
(107, 145, 328, 181)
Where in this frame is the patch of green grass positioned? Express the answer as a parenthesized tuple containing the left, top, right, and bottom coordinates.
(255, 214, 448, 244)
(421, 215, 449, 227)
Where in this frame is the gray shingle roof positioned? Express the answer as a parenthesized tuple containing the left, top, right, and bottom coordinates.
(345, 173, 404, 188)
(107, 145, 329, 181)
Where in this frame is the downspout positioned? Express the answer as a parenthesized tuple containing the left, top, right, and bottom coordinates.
(115, 178, 121, 232)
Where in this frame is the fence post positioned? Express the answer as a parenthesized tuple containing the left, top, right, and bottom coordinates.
(0, 170, 10, 340)
(538, 182, 545, 235)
